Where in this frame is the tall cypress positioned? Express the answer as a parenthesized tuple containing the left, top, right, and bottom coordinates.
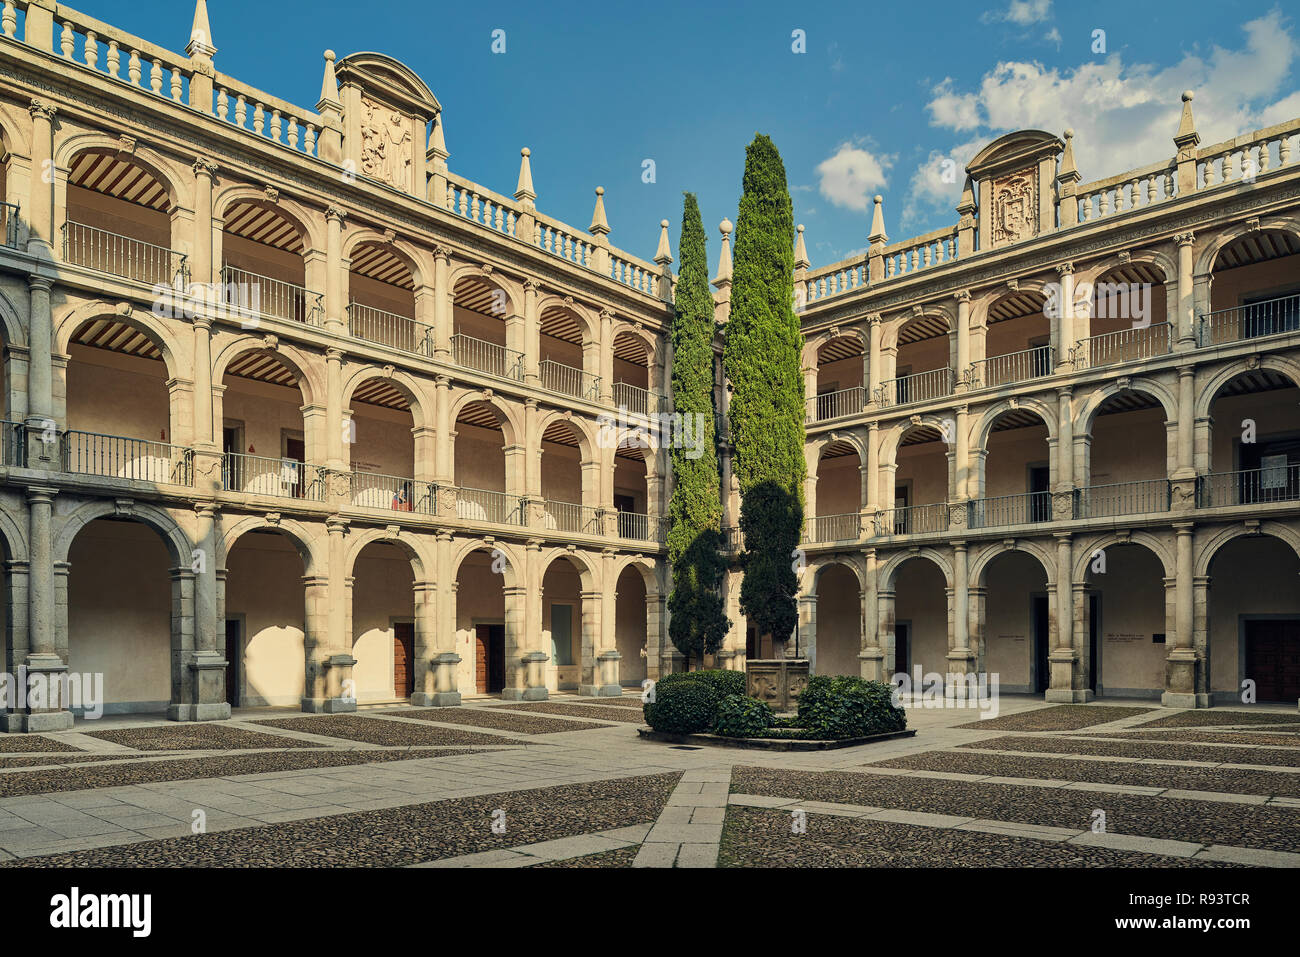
(722, 134, 806, 652)
(666, 193, 728, 668)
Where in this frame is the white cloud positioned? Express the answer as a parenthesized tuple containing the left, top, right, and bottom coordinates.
(816, 143, 894, 212)
(1044, 27, 1062, 50)
(981, 0, 1053, 26)
(904, 10, 1299, 225)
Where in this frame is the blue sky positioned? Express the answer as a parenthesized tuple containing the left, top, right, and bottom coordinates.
(89, 1, 1299, 269)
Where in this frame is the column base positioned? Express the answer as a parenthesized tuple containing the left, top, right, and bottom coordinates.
(411, 692, 462, 707)
(167, 702, 232, 722)
(1160, 691, 1210, 709)
(300, 696, 358, 714)
(578, 684, 623, 697)
(2, 710, 75, 732)
(501, 687, 549, 702)
(1044, 689, 1094, 703)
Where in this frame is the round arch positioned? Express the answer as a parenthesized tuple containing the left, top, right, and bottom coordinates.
(1194, 356, 1300, 421)
(972, 398, 1057, 451)
(1074, 378, 1178, 437)
(212, 186, 324, 254)
(219, 516, 322, 577)
(56, 300, 188, 382)
(879, 415, 954, 468)
(0, 287, 29, 349)
(809, 557, 866, 596)
(341, 366, 431, 431)
(536, 546, 601, 592)
(448, 389, 523, 447)
(1072, 531, 1175, 581)
(881, 307, 954, 352)
(878, 548, 953, 591)
(342, 231, 430, 289)
(969, 540, 1056, 588)
(1195, 523, 1300, 578)
(56, 135, 191, 212)
(611, 321, 660, 371)
(537, 409, 598, 462)
(537, 294, 599, 346)
(447, 263, 524, 318)
(611, 555, 663, 597)
(55, 500, 192, 567)
(1194, 218, 1300, 277)
(211, 336, 324, 408)
(345, 528, 431, 580)
(450, 537, 523, 591)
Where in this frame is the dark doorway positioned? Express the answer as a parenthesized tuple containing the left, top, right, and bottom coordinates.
(283, 434, 306, 498)
(476, 623, 506, 694)
(393, 621, 414, 698)
(1028, 465, 1051, 523)
(1032, 594, 1051, 693)
(222, 424, 243, 491)
(224, 618, 240, 707)
(1245, 619, 1300, 702)
(1088, 594, 1100, 694)
(894, 622, 910, 678)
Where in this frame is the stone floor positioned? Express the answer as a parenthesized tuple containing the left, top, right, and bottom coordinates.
(0, 693, 1296, 867)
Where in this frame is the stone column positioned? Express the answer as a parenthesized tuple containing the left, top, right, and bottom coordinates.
(1072, 581, 1093, 700)
(953, 404, 969, 501)
(797, 592, 817, 671)
(191, 158, 219, 285)
(596, 548, 620, 694)
(577, 586, 605, 695)
(866, 315, 882, 406)
(1046, 532, 1080, 701)
(19, 487, 72, 730)
(1054, 263, 1074, 372)
(26, 99, 57, 258)
(172, 502, 229, 721)
(25, 275, 57, 469)
(598, 308, 614, 405)
(1175, 232, 1197, 350)
(433, 376, 452, 485)
(968, 584, 987, 677)
(864, 421, 879, 514)
(947, 542, 975, 679)
(953, 291, 971, 392)
(433, 246, 452, 361)
(1163, 522, 1205, 708)
(325, 347, 344, 472)
(522, 278, 540, 385)
(324, 206, 347, 333)
(305, 518, 356, 712)
(878, 587, 897, 676)
(859, 548, 883, 680)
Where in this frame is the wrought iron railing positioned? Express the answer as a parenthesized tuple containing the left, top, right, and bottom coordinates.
(1199, 294, 1300, 347)
(873, 503, 951, 537)
(1197, 465, 1300, 508)
(63, 431, 193, 485)
(617, 510, 652, 541)
(966, 491, 1053, 529)
(1073, 479, 1171, 518)
(220, 264, 322, 325)
(543, 499, 600, 534)
(1072, 322, 1172, 369)
(455, 486, 524, 525)
(540, 359, 600, 401)
(347, 303, 433, 357)
(804, 512, 860, 543)
(1, 202, 20, 248)
(0, 420, 25, 467)
(808, 386, 866, 422)
(875, 368, 953, 408)
(451, 333, 524, 381)
(968, 345, 1054, 389)
(612, 381, 658, 417)
(221, 451, 326, 501)
(350, 470, 436, 514)
(63, 221, 187, 286)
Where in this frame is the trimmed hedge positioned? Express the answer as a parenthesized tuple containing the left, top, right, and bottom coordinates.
(712, 694, 774, 738)
(653, 669, 746, 699)
(643, 679, 721, 734)
(796, 675, 907, 739)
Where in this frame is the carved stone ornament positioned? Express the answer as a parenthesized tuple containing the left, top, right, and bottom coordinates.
(359, 96, 413, 192)
(992, 166, 1038, 247)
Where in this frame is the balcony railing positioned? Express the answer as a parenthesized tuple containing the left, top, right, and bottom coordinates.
(455, 486, 524, 525)
(0, 420, 25, 467)
(1, 202, 20, 248)
(1074, 479, 1171, 518)
(220, 265, 322, 325)
(612, 381, 658, 417)
(809, 386, 866, 422)
(1072, 322, 1172, 370)
(967, 491, 1052, 529)
(451, 333, 524, 381)
(350, 470, 436, 515)
(968, 345, 1054, 389)
(874, 503, 951, 537)
(1197, 465, 1300, 508)
(543, 499, 600, 534)
(63, 221, 187, 286)
(222, 451, 326, 501)
(804, 512, 860, 543)
(540, 359, 600, 401)
(617, 510, 653, 541)
(63, 431, 193, 486)
(347, 303, 432, 357)
(875, 368, 953, 408)
(1199, 294, 1300, 347)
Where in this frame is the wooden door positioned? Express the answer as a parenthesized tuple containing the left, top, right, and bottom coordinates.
(224, 619, 240, 707)
(1032, 595, 1051, 693)
(476, 624, 506, 694)
(1246, 620, 1300, 702)
(393, 622, 414, 698)
(284, 435, 305, 498)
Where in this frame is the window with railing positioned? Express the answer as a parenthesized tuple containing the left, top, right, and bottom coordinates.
(63, 221, 187, 285)
(222, 451, 325, 501)
(968, 345, 1053, 388)
(1199, 293, 1300, 346)
(809, 386, 865, 422)
(540, 359, 600, 401)
(1197, 464, 1300, 507)
(350, 470, 435, 514)
(876, 368, 952, 407)
(347, 303, 432, 356)
(1073, 323, 1172, 369)
(966, 491, 1052, 529)
(612, 381, 656, 417)
(1073, 479, 1170, 518)
(543, 499, 600, 534)
(221, 264, 322, 325)
(451, 334, 524, 380)
(873, 503, 950, 536)
(617, 510, 651, 540)
(63, 431, 193, 485)
(455, 486, 524, 525)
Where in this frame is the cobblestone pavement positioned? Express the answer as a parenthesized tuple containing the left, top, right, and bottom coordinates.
(0, 694, 1295, 866)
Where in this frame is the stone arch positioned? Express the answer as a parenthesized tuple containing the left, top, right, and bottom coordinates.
(448, 389, 523, 447)
(878, 548, 954, 591)
(0, 504, 29, 563)
(212, 336, 324, 408)
(804, 325, 869, 368)
(810, 429, 868, 466)
(1075, 377, 1178, 437)
(1195, 217, 1300, 277)
(1072, 531, 1175, 581)
(56, 300, 187, 381)
(537, 546, 601, 592)
(447, 262, 524, 318)
(972, 397, 1058, 451)
(0, 287, 29, 349)
(341, 365, 431, 431)
(1077, 249, 1176, 288)
(969, 539, 1056, 588)
(537, 294, 599, 346)
(1195, 523, 1300, 578)
(880, 414, 955, 467)
(809, 556, 866, 596)
(342, 230, 429, 289)
(56, 134, 191, 211)
(219, 515, 322, 577)
(611, 555, 662, 597)
(1194, 355, 1300, 420)
(537, 409, 598, 462)
(881, 306, 954, 352)
(55, 500, 192, 567)
(611, 320, 660, 372)
(212, 185, 324, 254)
(450, 537, 523, 591)
(344, 528, 430, 580)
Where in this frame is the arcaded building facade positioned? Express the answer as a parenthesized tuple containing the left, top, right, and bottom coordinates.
(0, 2, 1296, 729)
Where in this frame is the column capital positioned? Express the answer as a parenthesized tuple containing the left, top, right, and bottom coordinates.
(27, 275, 53, 293)
(28, 98, 57, 120)
(325, 205, 348, 224)
(1055, 261, 1074, 276)
(192, 158, 219, 178)
(1175, 230, 1196, 247)
(25, 486, 59, 506)
(953, 289, 971, 303)
(432, 244, 452, 262)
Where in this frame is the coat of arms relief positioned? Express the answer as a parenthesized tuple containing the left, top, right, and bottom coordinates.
(991, 166, 1038, 247)
(359, 96, 414, 192)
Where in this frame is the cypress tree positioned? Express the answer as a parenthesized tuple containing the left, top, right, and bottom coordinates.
(722, 134, 806, 652)
(666, 193, 728, 668)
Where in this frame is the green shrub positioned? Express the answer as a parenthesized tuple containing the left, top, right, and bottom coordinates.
(712, 694, 774, 738)
(644, 679, 721, 734)
(796, 675, 907, 739)
(652, 669, 745, 699)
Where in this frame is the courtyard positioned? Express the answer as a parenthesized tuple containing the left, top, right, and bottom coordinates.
(0, 695, 1296, 868)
